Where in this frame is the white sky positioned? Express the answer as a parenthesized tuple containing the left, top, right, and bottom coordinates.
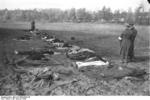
(0, 0, 149, 11)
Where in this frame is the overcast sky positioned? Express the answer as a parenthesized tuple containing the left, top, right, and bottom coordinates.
(0, 0, 149, 11)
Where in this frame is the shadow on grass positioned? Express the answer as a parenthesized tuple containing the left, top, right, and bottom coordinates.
(134, 56, 150, 62)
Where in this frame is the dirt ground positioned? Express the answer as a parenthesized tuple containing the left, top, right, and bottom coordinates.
(0, 23, 149, 95)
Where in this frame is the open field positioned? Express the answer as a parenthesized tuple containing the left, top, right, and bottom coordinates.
(0, 22, 149, 95)
(0, 22, 149, 58)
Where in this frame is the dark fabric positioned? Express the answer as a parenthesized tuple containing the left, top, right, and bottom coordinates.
(120, 28, 134, 61)
(31, 21, 35, 31)
(128, 28, 137, 59)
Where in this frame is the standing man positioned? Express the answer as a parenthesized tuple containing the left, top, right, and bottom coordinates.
(118, 23, 137, 63)
(31, 20, 35, 31)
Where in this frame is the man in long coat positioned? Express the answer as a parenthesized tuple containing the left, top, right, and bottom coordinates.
(31, 20, 35, 31)
(118, 23, 137, 63)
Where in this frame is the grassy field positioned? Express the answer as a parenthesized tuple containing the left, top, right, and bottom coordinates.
(0, 22, 149, 58)
(0, 22, 149, 95)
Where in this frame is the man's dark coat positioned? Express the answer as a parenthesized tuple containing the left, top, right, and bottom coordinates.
(120, 27, 137, 61)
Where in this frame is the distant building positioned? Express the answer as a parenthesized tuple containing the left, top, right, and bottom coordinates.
(111, 18, 125, 24)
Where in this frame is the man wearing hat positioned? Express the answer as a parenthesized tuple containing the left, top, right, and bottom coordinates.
(118, 23, 137, 63)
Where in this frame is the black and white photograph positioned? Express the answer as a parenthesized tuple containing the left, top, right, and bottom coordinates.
(0, 0, 149, 97)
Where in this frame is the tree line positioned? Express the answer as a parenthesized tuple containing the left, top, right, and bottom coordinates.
(0, 6, 149, 25)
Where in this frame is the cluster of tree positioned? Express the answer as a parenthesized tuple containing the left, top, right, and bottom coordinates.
(0, 6, 149, 25)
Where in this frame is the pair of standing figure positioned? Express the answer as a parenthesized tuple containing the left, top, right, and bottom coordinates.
(119, 23, 137, 63)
